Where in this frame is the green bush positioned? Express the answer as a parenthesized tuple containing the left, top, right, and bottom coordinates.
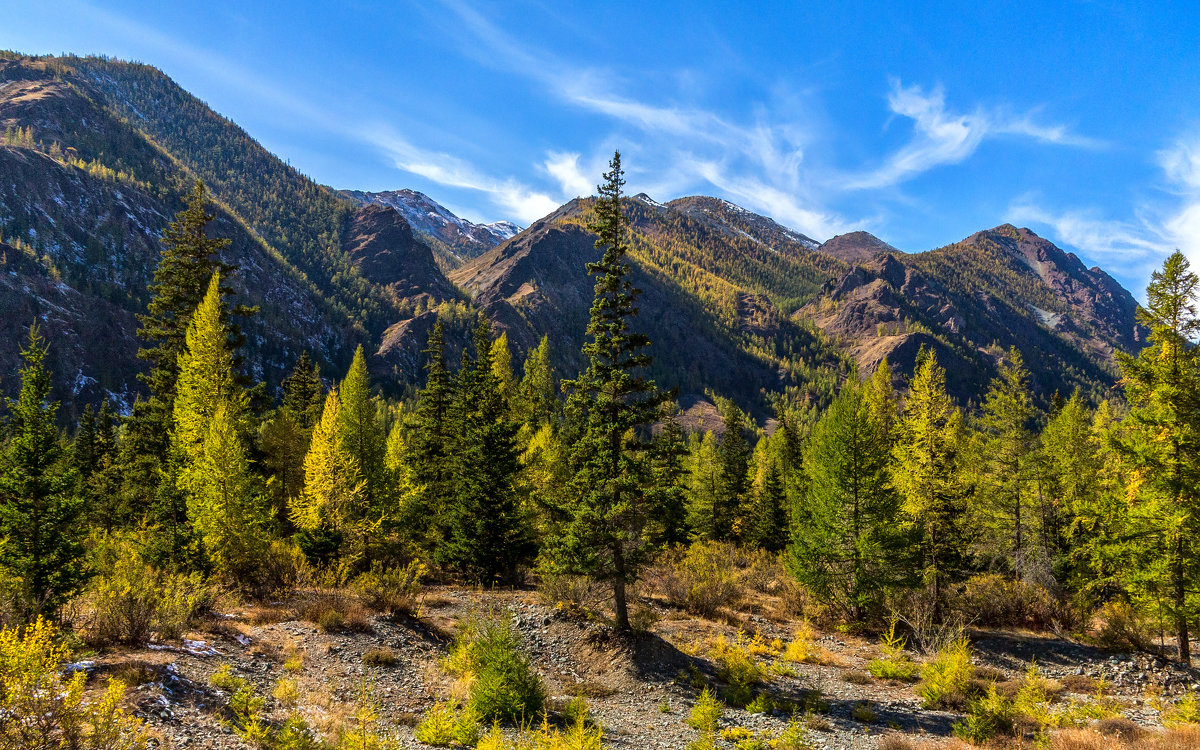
(1094, 600, 1153, 652)
(77, 532, 215, 645)
(658, 542, 741, 616)
(443, 618, 546, 723)
(917, 638, 977, 709)
(414, 700, 480, 746)
(866, 621, 920, 682)
(953, 574, 1060, 629)
(687, 688, 724, 732)
(353, 561, 425, 617)
(952, 684, 1014, 745)
(0, 618, 148, 749)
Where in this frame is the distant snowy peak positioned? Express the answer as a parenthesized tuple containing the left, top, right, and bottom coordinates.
(343, 188, 523, 263)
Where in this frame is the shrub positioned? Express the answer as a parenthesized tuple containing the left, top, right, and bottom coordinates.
(302, 598, 372, 634)
(273, 677, 300, 709)
(704, 631, 768, 706)
(917, 638, 977, 709)
(658, 542, 741, 616)
(745, 693, 773, 714)
(363, 647, 398, 667)
(782, 620, 839, 665)
(866, 621, 920, 682)
(687, 688, 724, 732)
(77, 533, 215, 645)
(353, 561, 425, 617)
(851, 701, 878, 724)
(476, 714, 601, 750)
(953, 683, 1015, 745)
(443, 618, 546, 723)
(0, 618, 148, 749)
(953, 574, 1060, 629)
(1162, 691, 1200, 728)
(332, 685, 399, 750)
(774, 716, 809, 750)
(1094, 600, 1153, 652)
(414, 700, 480, 746)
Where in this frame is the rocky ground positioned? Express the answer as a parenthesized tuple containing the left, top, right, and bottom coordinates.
(82, 585, 1200, 750)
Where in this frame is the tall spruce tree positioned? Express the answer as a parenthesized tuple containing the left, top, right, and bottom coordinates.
(685, 431, 723, 539)
(0, 325, 86, 620)
(282, 352, 324, 431)
(715, 398, 752, 541)
(972, 349, 1038, 578)
(403, 320, 455, 551)
(173, 274, 264, 581)
(789, 381, 905, 621)
(123, 181, 239, 539)
(554, 151, 670, 631)
(517, 335, 559, 427)
(440, 320, 530, 583)
(891, 350, 971, 622)
(1113, 250, 1200, 663)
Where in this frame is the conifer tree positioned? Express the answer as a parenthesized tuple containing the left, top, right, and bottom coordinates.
(1113, 250, 1200, 663)
(403, 320, 455, 551)
(686, 431, 723, 539)
(490, 331, 517, 405)
(281, 352, 324, 431)
(441, 320, 530, 583)
(517, 335, 558, 426)
(122, 181, 239, 533)
(554, 151, 670, 631)
(74, 401, 121, 532)
(972, 349, 1038, 578)
(292, 388, 366, 561)
(747, 460, 788, 553)
(191, 402, 269, 586)
(647, 414, 690, 548)
(715, 398, 752, 541)
(174, 274, 245, 478)
(891, 351, 971, 622)
(261, 353, 326, 523)
(789, 381, 904, 621)
(0, 325, 85, 620)
(338, 346, 387, 528)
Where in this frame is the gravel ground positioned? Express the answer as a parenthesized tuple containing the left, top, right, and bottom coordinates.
(89, 586, 1200, 749)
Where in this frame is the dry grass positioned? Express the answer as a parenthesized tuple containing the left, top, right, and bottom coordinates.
(300, 597, 372, 634)
(362, 647, 398, 667)
(1061, 675, 1101, 694)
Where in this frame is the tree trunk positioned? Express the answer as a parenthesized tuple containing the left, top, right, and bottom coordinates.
(612, 543, 630, 631)
(1175, 537, 1191, 664)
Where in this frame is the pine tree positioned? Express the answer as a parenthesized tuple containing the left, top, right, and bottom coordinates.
(281, 351, 324, 431)
(292, 388, 366, 561)
(647, 413, 690, 548)
(686, 431, 723, 539)
(747, 460, 788, 553)
(123, 181, 238, 533)
(891, 351, 971, 622)
(715, 398, 752, 541)
(440, 320, 530, 583)
(74, 401, 121, 532)
(972, 349, 1038, 578)
(191, 402, 269, 587)
(490, 331, 517, 405)
(789, 381, 905, 621)
(338, 346, 387, 531)
(0, 325, 86, 620)
(403, 320, 455, 551)
(1113, 250, 1200, 663)
(517, 335, 558, 426)
(554, 151, 670, 631)
(261, 352, 326, 524)
(174, 273, 245, 482)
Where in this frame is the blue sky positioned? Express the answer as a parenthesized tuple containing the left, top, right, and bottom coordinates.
(5, 1, 1200, 295)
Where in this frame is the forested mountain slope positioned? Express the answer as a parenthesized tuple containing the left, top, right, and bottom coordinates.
(0, 52, 1146, 416)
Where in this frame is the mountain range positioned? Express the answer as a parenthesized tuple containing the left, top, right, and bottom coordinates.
(0, 52, 1144, 420)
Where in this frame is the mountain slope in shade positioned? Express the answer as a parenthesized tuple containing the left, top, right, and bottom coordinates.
(802, 224, 1144, 402)
(819, 230, 902, 264)
(344, 188, 521, 268)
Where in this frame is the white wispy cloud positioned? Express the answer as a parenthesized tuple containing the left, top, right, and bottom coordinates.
(1007, 136, 1200, 294)
(848, 81, 1101, 190)
(543, 152, 595, 199)
(367, 126, 560, 223)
